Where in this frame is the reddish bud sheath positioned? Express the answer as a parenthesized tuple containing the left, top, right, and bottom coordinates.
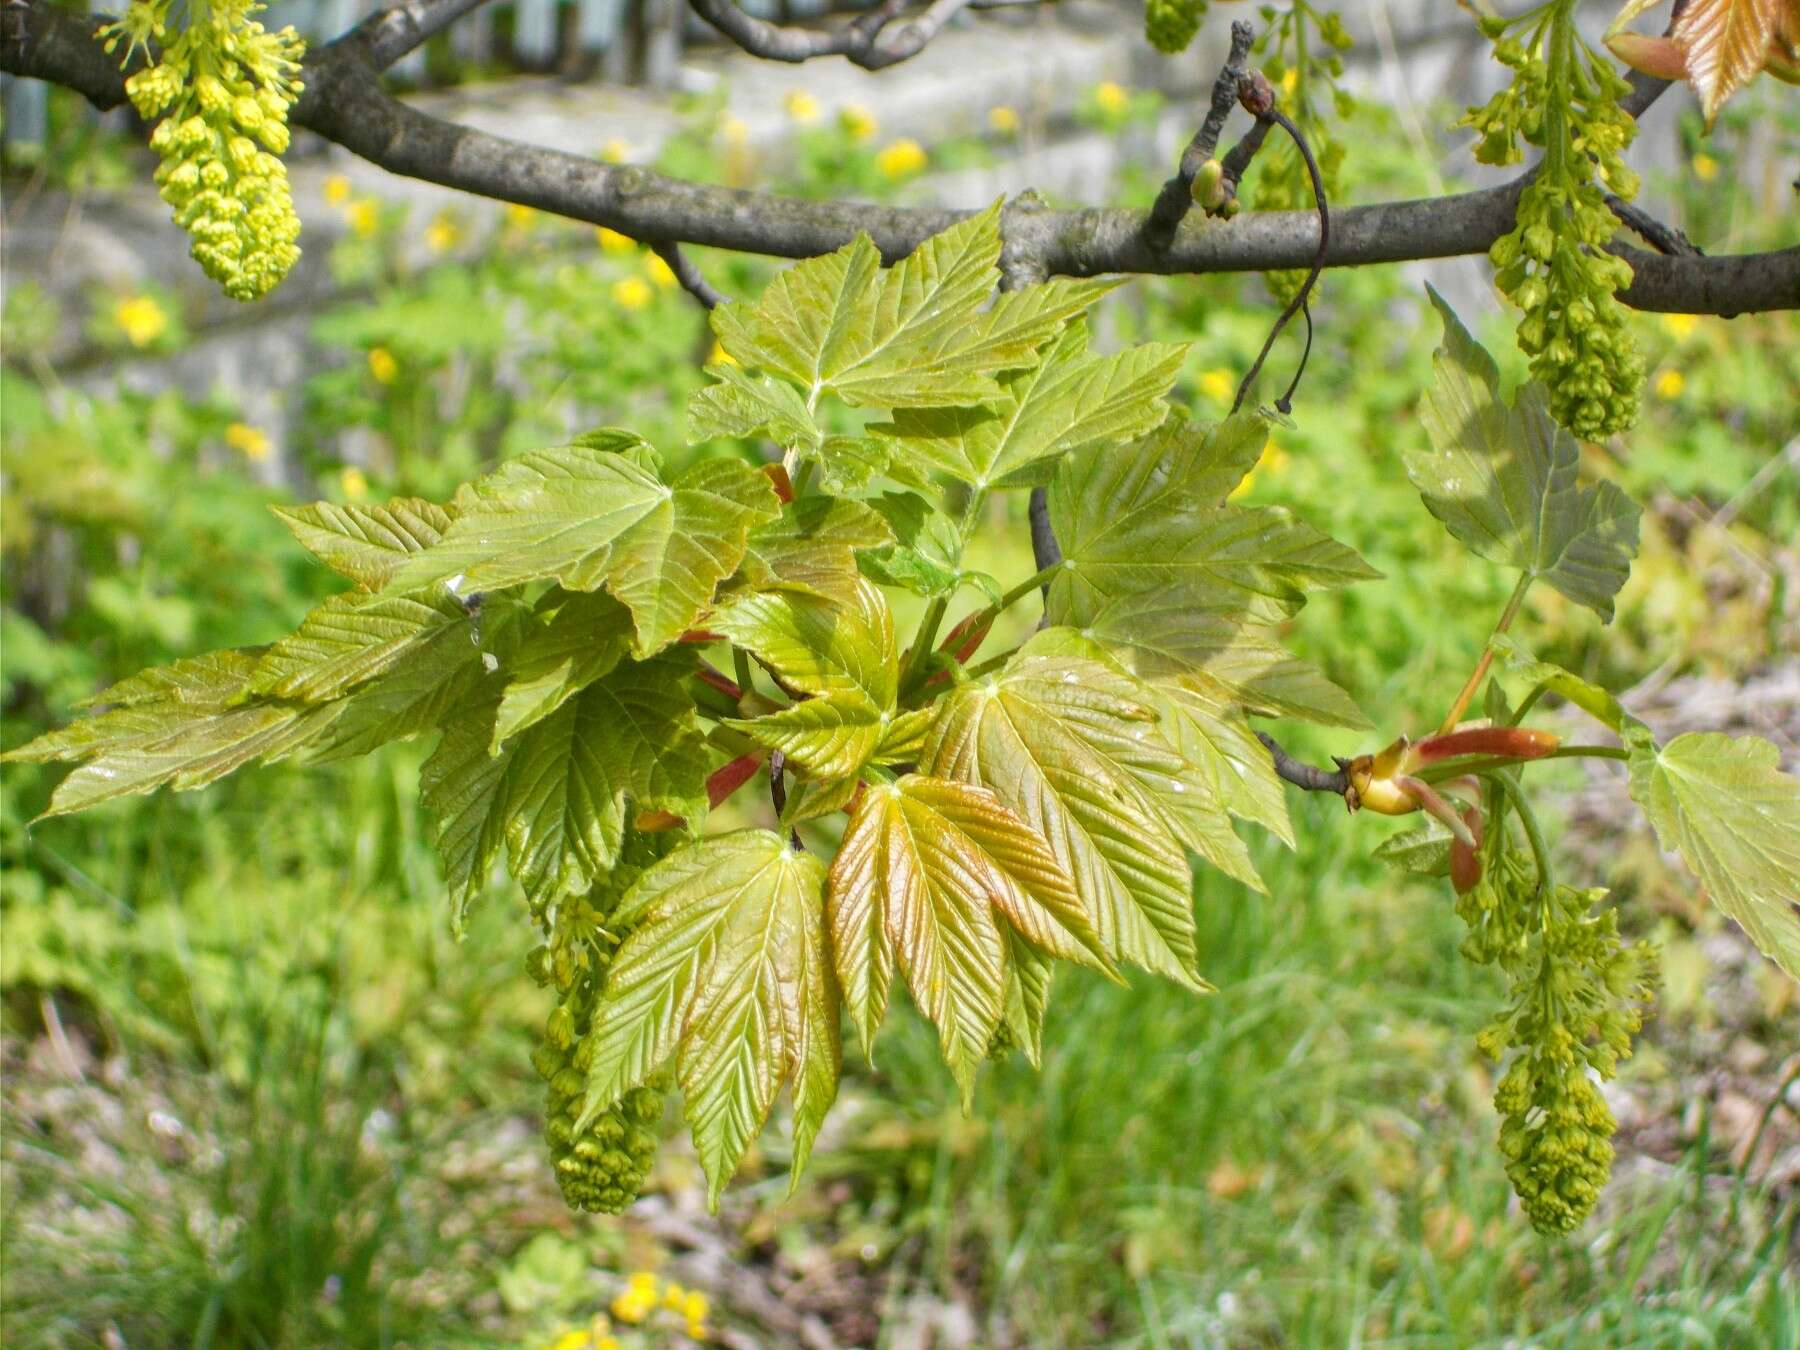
(762, 462, 795, 504)
(706, 752, 763, 809)
(1409, 726, 1560, 767)
(1450, 805, 1485, 895)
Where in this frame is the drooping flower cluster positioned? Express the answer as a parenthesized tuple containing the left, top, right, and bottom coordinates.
(526, 828, 676, 1214)
(1458, 845, 1658, 1234)
(1464, 5, 1645, 439)
(1144, 0, 1208, 55)
(102, 0, 305, 300)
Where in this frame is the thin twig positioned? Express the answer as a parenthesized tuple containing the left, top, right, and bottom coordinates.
(1255, 731, 1351, 796)
(1217, 117, 1275, 201)
(1605, 193, 1701, 258)
(651, 241, 726, 310)
(1144, 20, 1257, 250)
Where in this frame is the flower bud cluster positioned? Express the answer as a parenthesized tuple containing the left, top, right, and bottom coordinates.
(1463, 10, 1645, 439)
(1460, 854, 1658, 1234)
(1144, 0, 1207, 56)
(102, 0, 304, 300)
(526, 829, 679, 1214)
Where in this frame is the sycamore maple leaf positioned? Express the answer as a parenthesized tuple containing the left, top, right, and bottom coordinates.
(1608, 0, 1800, 126)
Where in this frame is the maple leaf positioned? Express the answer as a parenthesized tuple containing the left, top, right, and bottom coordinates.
(272, 496, 453, 591)
(386, 432, 779, 656)
(921, 641, 1222, 990)
(577, 831, 839, 1206)
(1629, 732, 1800, 981)
(1408, 288, 1640, 622)
(1607, 0, 1799, 127)
(713, 580, 899, 779)
(707, 201, 1116, 410)
(825, 775, 1112, 1093)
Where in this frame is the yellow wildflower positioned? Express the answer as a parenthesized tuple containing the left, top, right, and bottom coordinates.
(1659, 312, 1699, 341)
(720, 116, 750, 146)
(424, 214, 461, 253)
(595, 1338, 619, 1350)
(610, 1288, 655, 1324)
(340, 466, 369, 500)
(114, 294, 168, 348)
(367, 346, 398, 384)
(505, 202, 537, 232)
(1654, 367, 1685, 399)
(875, 138, 928, 180)
(1229, 439, 1289, 499)
(546, 1331, 590, 1350)
(682, 1288, 711, 1338)
(1094, 81, 1129, 115)
(708, 340, 737, 367)
(597, 226, 637, 255)
(225, 421, 272, 462)
(783, 89, 821, 124)
(600, 137, 632, 163)
(1198, 367, 1234, 405)
(645, 253, 678, 289)
(1691, 152, 1718, 182)
(626, 1271, 659, 1294)
(839, 103, 878, 142)
(612, 276, 654, 311)
(347, 199, 379, 238)
(1280, 68, 1298, 97)
(322, 173, 352, 205)
(988, 105, 1020, 135)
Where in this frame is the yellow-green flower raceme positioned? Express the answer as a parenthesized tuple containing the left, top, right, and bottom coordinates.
(103, 0, 305, 301)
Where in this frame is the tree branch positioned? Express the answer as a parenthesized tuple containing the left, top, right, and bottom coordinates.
(688, 0, 991, 71)
(338, 0, 502, 71)
(3, 0, 1795, 315)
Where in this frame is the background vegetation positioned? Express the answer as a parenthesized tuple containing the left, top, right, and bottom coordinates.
(3, 75, 1797, 1348)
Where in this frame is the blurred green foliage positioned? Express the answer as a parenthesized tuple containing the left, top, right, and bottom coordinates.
(2, 70, 1796, 1349)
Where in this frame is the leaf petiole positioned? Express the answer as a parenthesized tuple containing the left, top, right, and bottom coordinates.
(1414, 743, 1629, 782)
(1439, 571, 1533, 735)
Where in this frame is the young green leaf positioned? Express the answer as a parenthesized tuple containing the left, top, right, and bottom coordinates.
(272, 496, 453, 592)
(303, 605, 507, 762)
(707, 201, 1114, 409)
(728, 496, 894, 601)
(712, 581, 898, 781)
(420, 692, 518, 928)
(825, 775, 1111, 1093)
(686, 362, 823, 453)
(386, 433, 779, 654)
(1372, 823, 1454, 878)
(491, 591, 635, 750)
(4, 646, 348, 818)
(921, 646, 1215, 990)
(1045, 414, 1374, 728)
(997, 933, 1053, 1067)
(871, 321, 1187, 489)
(249, 592, 474, 701)
(501, 654, 708, 909)
(1628, 732, 1800, 981)
(577, 830, 839, 1205)
(1409, 288, 1641, 621)
(1148, 672, 1295, 849)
